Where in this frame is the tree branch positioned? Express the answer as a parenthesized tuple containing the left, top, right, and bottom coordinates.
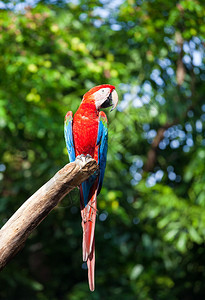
(144, 122, 176, 172)
(144, 101, 196, 172)
(0, 158, 98, 271)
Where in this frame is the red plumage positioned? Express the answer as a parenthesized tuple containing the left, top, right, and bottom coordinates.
(73, 103, 99, 161)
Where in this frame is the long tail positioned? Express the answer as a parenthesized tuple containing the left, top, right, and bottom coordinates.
(80, 181, 98, 291)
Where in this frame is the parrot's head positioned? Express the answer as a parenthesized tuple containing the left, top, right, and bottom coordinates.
(82, 84, 118, 111)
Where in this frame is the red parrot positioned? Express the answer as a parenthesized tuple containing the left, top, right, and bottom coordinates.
(64, 84, 118, 291)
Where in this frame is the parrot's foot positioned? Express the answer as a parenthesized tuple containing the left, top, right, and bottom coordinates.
(76, 154, 86, 160)
(76, 154, 93, 168)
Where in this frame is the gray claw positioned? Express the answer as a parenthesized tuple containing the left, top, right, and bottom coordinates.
(76, 154, 93, 169)
(76, 154, 86, 161)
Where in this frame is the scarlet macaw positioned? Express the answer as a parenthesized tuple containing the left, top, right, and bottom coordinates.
(64, 84, 118, 291)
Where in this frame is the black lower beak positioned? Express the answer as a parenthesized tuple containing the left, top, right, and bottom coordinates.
(100, 93, 112, 108)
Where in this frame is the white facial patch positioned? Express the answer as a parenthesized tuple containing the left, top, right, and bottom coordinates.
(93, 87, 111, 110)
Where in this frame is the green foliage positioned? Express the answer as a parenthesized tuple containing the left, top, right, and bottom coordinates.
(0, 0, 205, 299)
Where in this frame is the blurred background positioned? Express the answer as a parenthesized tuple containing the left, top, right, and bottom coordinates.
(0, 0, 205, 299)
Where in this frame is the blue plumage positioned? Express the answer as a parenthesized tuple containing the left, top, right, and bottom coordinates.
(64, 112, 76, 162)
(97, 112, 108, 195)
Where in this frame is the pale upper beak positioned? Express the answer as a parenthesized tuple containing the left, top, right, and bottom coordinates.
(110, 89, 118, 111)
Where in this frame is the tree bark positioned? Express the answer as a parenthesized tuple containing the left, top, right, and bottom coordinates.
(0, 157, 98, 271)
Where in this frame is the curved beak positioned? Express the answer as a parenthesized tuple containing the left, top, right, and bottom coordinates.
(110, 89, 118, 112)
(100, 89, 119, 111)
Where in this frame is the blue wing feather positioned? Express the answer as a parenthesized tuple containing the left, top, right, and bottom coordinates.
(81, 174, 97, 206)
(64, 111, 76, 162)
(97, 112, 108, 195)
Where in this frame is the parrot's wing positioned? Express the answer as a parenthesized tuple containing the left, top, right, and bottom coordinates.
(96, 111, 108, 195)
(64, 111, 76, 162)
(81, 174, 97, 207)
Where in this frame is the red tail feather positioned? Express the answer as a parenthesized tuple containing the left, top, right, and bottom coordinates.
(80, 182, 98, 291)
(87, 237, 95, 291)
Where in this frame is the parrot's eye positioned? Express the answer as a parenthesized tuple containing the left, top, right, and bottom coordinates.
(101, 89, 105, 93)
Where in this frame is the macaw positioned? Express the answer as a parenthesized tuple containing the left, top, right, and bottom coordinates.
(64, 84, 118, 291)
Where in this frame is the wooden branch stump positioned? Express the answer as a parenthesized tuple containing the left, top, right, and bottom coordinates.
(0, 158, 98, 271)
